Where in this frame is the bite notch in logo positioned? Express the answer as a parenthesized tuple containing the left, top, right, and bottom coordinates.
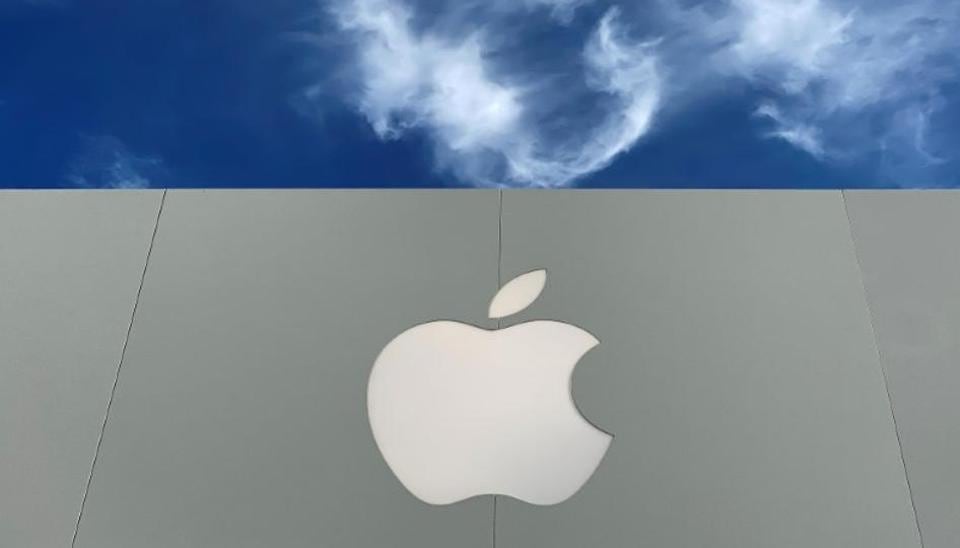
(367, 269, 612, 505)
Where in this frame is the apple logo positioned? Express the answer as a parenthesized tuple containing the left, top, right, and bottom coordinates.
(367, 269, 612, 506)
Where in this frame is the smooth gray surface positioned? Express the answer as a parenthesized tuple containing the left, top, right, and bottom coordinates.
(73, 191, 499, 548)
(0, 191, 162, 548)
(496, 191, 921, 548)
(846, 191, 960, 548)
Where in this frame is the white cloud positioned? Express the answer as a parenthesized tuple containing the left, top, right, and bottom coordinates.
(754, 103, 824, 158)
(331, 0, 660, 186)
(325, 0, 960, 185)
(874, 101, 953, 186)
(725, 0, 957, 105)
(709, 0, 960, 163)
(509, 7, 659, 184)
(726, 0, 853, 97)
(333, 0, 522, 158)
(67, 135, 163, 189)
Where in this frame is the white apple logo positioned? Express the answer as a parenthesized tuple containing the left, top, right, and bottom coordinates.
(367, 269, 612, 506)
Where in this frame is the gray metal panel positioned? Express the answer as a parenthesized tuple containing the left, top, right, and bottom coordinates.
(0, 191, 162, 548)
(496, 191, 921, 548)
(845, 191, 960, 548)
(72, 190, 498, 548)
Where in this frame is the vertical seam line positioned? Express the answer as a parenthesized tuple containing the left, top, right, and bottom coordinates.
(493, 188, 503, 548)
(71, 189, 167, 548)
(841, 190, 926, 548)
(497, 188, 503, 290)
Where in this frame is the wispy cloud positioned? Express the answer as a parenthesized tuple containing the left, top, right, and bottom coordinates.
(681, 0, 960, 173)
(67, 135, 165, 189)
(754, 102, 825, 158)
(328, 0, 660, 187)
(334, 0, 522, 155)
(323, 0, 960, 186)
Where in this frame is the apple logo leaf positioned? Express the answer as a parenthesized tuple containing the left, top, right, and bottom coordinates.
(488, 269, 547, 319)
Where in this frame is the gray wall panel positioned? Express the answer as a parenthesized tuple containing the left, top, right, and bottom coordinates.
(11, 190, 946, 548)
(72, 190, 498, 548)
(846, 190, 960, 548)
(0, 191, 162, 548)
(496, 191, 921, 548)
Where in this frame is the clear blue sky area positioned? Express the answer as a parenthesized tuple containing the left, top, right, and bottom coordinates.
(2, 0, 958, 188)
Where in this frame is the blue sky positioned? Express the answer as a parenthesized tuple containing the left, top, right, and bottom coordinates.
(2, 0, 958, 188)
